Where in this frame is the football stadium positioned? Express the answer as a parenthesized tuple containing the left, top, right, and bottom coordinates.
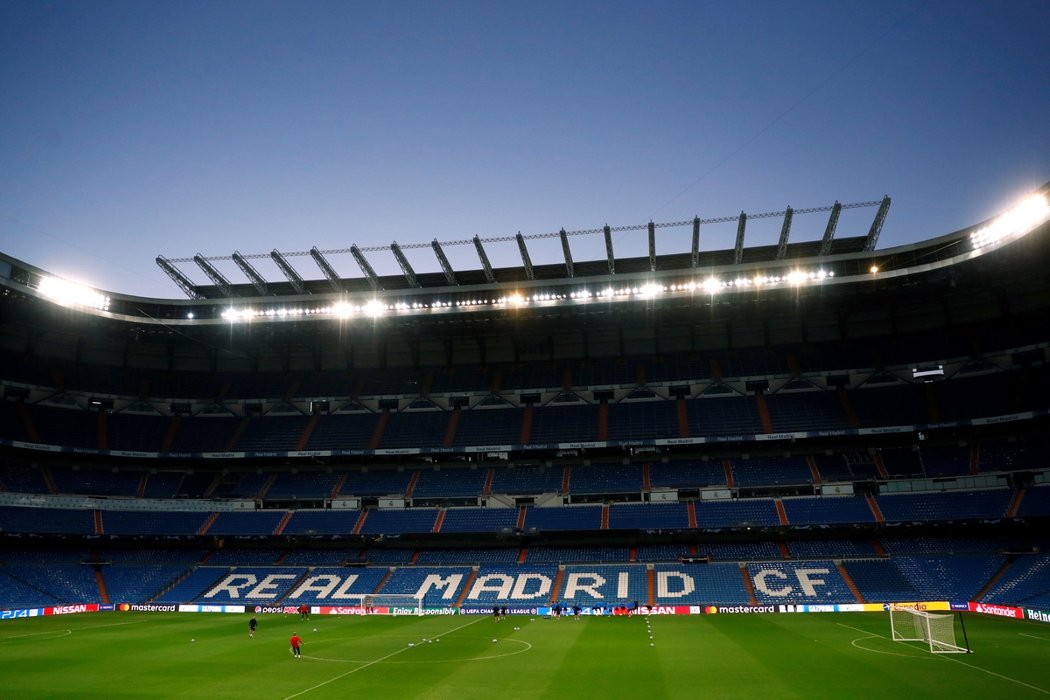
(1, 186, 1050, 698)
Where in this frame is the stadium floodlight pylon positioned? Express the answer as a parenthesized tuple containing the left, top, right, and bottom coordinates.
(431, 239, 458, 285)
(863, 196, 892, 251)
(648, 221, 657, 271)
(604, 225, 616, 274)
(310, 247, 344, 292)
(560, 228, 574, 278)
(155, 255, 204, 300)
(776, 207, 794, 260)
(889, 605, 970, 653)
(515, 233, 535, 280)
(819, 201, 842, 256)
(270, 249, 307, 295)
(733, 212, 747, 264)
(391, 242, 420, 287)
(232, 251, 269, 296)
(350, 244, 381, 291)
(193, 254, 233, 297)
(473, 236, 496, 283)
(690, 217, 700, 268)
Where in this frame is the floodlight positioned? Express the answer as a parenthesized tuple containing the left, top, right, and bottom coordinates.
(363, 299, 386, 318)
(39, 276, 111, 311)
(702, 277, 721, 294)
(970, 194, 1050, 250)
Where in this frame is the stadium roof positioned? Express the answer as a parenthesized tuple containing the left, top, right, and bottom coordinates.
(0, 186, 1046, 331)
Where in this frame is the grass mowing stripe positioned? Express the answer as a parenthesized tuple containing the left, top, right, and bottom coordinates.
(837, 622, 1050, 696)
(281, 616, 488, 700)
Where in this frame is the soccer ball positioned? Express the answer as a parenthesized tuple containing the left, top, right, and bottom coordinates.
(408, 642, 415, 647)
(313, 628, 317, 632)
(491, 638, 497, 643)
(191, 639, 195, 642)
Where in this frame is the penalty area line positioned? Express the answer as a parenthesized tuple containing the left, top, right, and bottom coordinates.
(837, 622, 1049, 695)
(281, 616, 488, 700)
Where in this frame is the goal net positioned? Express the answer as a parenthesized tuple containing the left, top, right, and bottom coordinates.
(889, 606, 969, 653)
(338, 593, 425, 615)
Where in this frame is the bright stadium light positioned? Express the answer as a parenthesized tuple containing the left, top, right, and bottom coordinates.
(971, 193, 1050, 250)
(333, 302, 353, 319)
(39, 276, 111, 311)
(702, 277, 721, 294)
(363, 299, 386, 318)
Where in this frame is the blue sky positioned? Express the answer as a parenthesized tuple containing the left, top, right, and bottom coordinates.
(1, 0, 1047, 298)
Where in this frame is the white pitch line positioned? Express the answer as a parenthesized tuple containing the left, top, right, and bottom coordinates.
(282, 616, 488, 700)
(1021, 633, 1050, 642)
(837, 622, 1049, 695)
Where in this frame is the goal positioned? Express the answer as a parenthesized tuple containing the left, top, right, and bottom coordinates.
(889, 606, 970, 653)
(340, 593, 425, 615)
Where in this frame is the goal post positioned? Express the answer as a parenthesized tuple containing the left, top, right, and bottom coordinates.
(337, 593, 425, 615)
(889, 605, 970, 653)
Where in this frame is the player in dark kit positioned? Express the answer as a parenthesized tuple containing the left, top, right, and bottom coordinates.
(249, 616, 257, 638)
(290, 632, 303, 658)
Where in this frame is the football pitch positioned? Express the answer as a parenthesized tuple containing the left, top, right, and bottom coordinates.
(1, 611, 1048, 698)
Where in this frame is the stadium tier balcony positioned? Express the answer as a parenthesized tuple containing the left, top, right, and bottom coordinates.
(635, 543, 690, 562)
(411, 467, 488, 499)
(206, 511, 287, 536)
(264, 471, 343, 501)
(438, 508, 519, 534)
(697, 541, 782, 561)
(686, 395, 763, 436)
(523, 505, 602, 532)
(786, 539, 878, 558)
(568, 462, 643, 495)
(527, 404, 601, 444)
(875, 489, 1013, 523)
(281, 509, 361, 536)
(450, 407, 522, 447)
(279, 549, 361, 565)
(694, 498, 780, 529)
(606, 400, 680, 440)
(0, 458, 51, 494)
(1016, 485, 1050, 518)
(337, 469, 413, 498)
(525, 546, 630, 563)
(100, 510, 210, 537)
(779, 495, 876, 526)
(303, 413, 379, 451)
(730, 455, 813, 488)
(489, 463, 563, 495)
(648, 460, 728, 489)
(415, 548, 520, 565)
(607, 502, 689, 530)
(205, 549, 284, 565)
(357, 508, 439, 535)
(764, 391, 849, 432)
(0, 505, 96, 535)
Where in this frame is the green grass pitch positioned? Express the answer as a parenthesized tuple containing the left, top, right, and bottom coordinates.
(1, 611, 1048, 698)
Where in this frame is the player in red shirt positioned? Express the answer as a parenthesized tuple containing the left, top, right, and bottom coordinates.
(290, 632, 303, 658)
